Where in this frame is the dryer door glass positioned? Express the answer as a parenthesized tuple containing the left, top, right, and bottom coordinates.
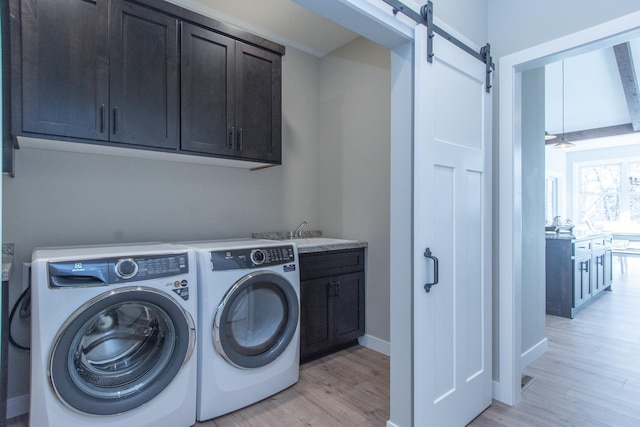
(49, 287, 195, 415)
(214, 271, 299, 368)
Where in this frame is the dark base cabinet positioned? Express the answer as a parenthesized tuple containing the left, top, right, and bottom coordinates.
(546, 234, 612, 319)
(299, 248, 365, 363)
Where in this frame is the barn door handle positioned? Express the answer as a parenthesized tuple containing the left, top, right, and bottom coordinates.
(424, 247, 439, 293)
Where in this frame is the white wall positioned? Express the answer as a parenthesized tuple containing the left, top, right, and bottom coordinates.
(488, 0, 640, 58)
(318, 37, 391, 343)
(2, 45, 323, 408)
(520, 68, 547, 365)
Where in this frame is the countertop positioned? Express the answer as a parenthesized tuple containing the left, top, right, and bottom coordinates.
(295, 240, 368, 254)
(2, 243, 13, 282)
(252, 231, 367, 254)
(545, 232, 612, 242)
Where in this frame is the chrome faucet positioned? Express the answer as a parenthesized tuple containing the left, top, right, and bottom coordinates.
(290, 221, 309, 239)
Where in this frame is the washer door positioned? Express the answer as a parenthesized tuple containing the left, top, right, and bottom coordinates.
(214, 271, 299, 368)
(49, 287, 195, 415)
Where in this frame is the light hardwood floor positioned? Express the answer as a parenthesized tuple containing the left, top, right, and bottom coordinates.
(470, 258, 640, 426)
(9, 258, 640, 426)
(7, 345, 389, 427)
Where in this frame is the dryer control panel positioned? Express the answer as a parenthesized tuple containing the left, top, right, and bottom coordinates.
(210, 245, 295, 271)
(48, 253, 189, 287)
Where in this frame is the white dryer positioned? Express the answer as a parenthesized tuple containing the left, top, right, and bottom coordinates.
(30, 243, 197, 427)
(181, 239, 300, 421)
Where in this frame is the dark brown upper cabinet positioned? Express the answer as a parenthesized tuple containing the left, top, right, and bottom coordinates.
(17, 0, 111, 140)
(14, 0, 178, 149)
(7, 0, 284, 171)
(109, 0, 179, 149)
(181, 23, 282, 164)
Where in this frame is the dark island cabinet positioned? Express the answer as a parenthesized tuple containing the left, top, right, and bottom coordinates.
(546, 234, 612, 318)
(299, 248, 365, 363)
(7, 0, 284, 169)
(181, 23, 281, 163)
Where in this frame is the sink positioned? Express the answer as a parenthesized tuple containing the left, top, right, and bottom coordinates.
(291, 237, 359, 248)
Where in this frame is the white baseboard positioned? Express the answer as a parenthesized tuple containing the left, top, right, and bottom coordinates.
(7, 394, 29, 419)
(521, 337, 548, 368)
(359, 334, 390, 357)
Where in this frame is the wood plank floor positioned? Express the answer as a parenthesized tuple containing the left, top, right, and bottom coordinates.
(7, 345, 389, 427)
(8, 258, 640, 426)
(470, 258, 640, 427)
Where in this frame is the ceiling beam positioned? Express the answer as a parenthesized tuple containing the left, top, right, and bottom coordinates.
(613, 42, 640, 131)
(544, 123, 635, 145)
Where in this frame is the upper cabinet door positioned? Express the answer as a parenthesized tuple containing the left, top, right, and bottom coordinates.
(19, 0, 110, 140)
(109, 0, 179, 149)
(180, 23, 235, 157)
(235, 42, 282, 164)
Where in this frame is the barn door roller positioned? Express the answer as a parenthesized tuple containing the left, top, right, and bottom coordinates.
(382, 0, 494, 93)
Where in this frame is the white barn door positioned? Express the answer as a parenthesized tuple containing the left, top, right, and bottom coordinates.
(413, 24, 492, 426)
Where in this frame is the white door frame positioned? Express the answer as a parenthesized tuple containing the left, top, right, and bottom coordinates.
(497, 10, 640, 405)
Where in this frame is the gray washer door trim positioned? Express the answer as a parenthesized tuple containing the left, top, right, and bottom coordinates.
(213, 271, 299, 369)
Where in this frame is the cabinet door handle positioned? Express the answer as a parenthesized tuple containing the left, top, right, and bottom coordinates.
(229, 127, 235, 149)
(100, 104, 105, 133)
(424, 247, 439, 293)
(328, 281, 335, 298)
(238, 128, 244, 151)
(335, 281, 340, 298)
(581, 260, 589, 272)
(113, 106, 119, 134)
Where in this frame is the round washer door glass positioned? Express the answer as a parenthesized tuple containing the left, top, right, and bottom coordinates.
(214, 271, 299, 368)
(49, 287, 195, 415)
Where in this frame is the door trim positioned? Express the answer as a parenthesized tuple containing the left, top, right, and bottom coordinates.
(497, 10, 640, 406)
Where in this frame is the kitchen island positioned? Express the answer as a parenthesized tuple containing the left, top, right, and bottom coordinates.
(545, 232, 613, 318)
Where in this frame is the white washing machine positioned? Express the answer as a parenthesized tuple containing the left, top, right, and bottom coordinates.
(30, 243, 197, 427)
(181, 239, 300, 421)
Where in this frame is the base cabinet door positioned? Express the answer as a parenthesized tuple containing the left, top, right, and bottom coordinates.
(300, 276, 332, 360)
(591, 250, 606, 295)
(573, 255, 591, 309)
(333, 272, 365, 343)
(299, 248, 365, 363)
(604, 248, 613, 288)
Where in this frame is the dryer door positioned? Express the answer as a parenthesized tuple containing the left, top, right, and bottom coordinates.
(214, 271, 299, 368)
(49, 287, 195, 415)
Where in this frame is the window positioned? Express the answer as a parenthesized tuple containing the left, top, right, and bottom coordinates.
(545, 176, 559, 222)
(576, 160, 640, 228)
(577, 164, 620, 223)
(630, 162, 640, 222)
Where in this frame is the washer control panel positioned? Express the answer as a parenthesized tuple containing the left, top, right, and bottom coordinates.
(210, 245, 295, 271)
(48, 253, 190, 287)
